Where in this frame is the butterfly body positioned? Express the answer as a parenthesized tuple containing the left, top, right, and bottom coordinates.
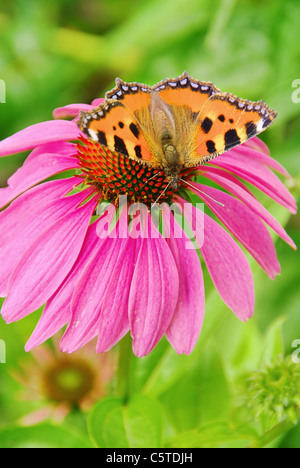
(132, 91, 200, 188)
(78, 72, 277, 195)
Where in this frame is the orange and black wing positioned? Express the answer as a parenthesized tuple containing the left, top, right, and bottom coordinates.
(185, 92, 277, 166)
(153, 71, 221, 111)
(78, 82, 159, 166)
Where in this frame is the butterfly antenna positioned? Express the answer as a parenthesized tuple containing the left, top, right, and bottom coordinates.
(147, 171, 161, 183)
(179, 178, 225, 207)
(152, 181, 172, 208)
(139, 171, 161, 191)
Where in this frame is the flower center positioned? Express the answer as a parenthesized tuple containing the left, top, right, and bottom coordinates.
(76, 136, 185, 206)
(42, 359, 96, 405)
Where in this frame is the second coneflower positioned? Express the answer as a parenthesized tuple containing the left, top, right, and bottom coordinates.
(0, 73, 297, 357)
(12, 336, 116, 426)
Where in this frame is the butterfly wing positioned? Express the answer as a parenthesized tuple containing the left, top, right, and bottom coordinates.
(78, 72, 220, 169)
(153, 71, 221, 111)
(78, 73, 277, 172)
(144, 72, 224, 167)
(150, 72, 277, 166)
(184, 92, 277, 166)
(78, 83, 161, 166)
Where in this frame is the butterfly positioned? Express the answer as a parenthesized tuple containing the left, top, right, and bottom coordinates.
(78, 72, 277, 190)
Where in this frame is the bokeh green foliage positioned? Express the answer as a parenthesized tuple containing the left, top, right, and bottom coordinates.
(0, 0, 299, 448)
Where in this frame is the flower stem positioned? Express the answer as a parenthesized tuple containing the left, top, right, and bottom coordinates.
(249, 409, 300, 448)
(116, 333, 132, 403)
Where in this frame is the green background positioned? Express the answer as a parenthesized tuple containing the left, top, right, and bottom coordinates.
(0, 0, 299, 448)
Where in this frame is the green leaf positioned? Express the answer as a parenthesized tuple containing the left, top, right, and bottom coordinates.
(160, 348, 231, 431)
(141, 290, 231, 397)
(279, 420, 300, 448)
(259, 317, 285, 366)
(209, 310, 263, 381)
(0, 424, 92, 448)
(88, 395, 163, 448)
(165, 421, 258, 448)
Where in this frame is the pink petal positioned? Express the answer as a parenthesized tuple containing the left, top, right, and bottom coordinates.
(128, 216, 179, 357)
(161, 204, 205, 355)
(190, 183, 281, 278)
(60, 211, 126, 353)
(1, 197, 98, 323)
(200, 167, 296, 249)
(0, 177, 83, 296)
(20, 407, 54, 426)
(25, 222, 102, 351)
(91, 98, 105, 107)
(245, 136, 270, 155)
(60, 234, 129, 353)
(25, 141, 77, 164)
(0, 120, 81, 157)
(0, 154, 79, 209)
(198, 165, 253, 194)
(94, 209, 136, 352)
(0, 177, 79, 241)
(96, 237, 137, 353)
(212, 154, 297, 213)
(233, 146, 290, 177)
(53, 104, 94, 120)
(181, 200, 254, 321)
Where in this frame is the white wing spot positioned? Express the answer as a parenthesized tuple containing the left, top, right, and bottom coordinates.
(256, 118, 264, 132)
(88, 129, 98, 141)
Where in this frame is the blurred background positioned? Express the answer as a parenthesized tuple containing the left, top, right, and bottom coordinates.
(0, 0, 299, 448)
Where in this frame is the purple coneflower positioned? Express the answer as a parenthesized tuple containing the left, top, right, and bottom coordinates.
(0, 98, 296, 357)
(11, 335, 116, 426)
